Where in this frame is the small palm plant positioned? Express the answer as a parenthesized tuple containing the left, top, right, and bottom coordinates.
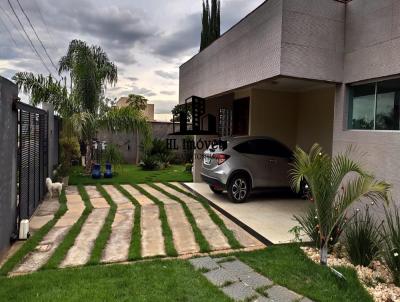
(290, 144, 391, 265)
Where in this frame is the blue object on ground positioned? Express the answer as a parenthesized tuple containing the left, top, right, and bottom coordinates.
(92, 164, 102, 179)
(104, 163, 113, 178)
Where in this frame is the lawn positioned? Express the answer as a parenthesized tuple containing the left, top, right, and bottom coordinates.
(235, 244, 373, 302)
(0, 245, 372, 302)
(69, 164, 192, 185)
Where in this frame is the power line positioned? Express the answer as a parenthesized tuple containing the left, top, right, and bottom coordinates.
(0, 11, 18, 47)
(32, 0, 55, 49)
(15, 0, 58, 74)
(7, 0, 54, 76)
(0, 3, 31, 48)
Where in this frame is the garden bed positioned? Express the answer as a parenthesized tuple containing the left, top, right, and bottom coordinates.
(301, 246, 400, 302)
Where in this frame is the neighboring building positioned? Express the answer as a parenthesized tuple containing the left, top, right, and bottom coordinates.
(115, 97, 155, 121)
(179, 0, 400, 203)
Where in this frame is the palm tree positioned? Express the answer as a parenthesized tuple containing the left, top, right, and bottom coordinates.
(290, 144, 391, 265)
(13, 39, 150, 172)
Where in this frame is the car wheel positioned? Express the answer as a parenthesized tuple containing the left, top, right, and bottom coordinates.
(209, 185, 223, 194)
(227, 174, 250, 203)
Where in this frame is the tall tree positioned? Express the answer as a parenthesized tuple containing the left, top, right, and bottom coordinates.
(200, 0, 220, 51)
(14, 39, 151, 172)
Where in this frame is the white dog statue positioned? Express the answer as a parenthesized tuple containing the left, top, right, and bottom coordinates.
(46, 178, 63, 199)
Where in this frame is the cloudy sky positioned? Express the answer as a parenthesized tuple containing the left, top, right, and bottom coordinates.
(0, 0, 264, 120)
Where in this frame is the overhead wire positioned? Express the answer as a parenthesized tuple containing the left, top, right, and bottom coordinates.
(0, 11, 18, 47)
(7, 0, 54, 76)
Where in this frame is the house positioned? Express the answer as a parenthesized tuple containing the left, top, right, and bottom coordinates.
(179, 0, 400, 203)
(115, 97, 155, 121)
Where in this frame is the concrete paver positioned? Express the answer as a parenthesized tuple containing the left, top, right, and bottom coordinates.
(60, 207, 109, 268)
(164, 203, 199, 255)
(156, 183, 231, 251)
(121, 184, 154, 206)
(139, 184, 177, 204)
(101, 185, 135, 263)
(11, 187, 84, 274)
(141, 204, 165, 257)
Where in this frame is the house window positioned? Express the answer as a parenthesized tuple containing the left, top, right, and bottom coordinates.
(348, 78, 400, 130)
(218, 108, 232, 137)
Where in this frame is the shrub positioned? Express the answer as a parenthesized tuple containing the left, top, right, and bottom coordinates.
(59, 135, 80, 178)
(381, 206, 400, 286)
(140, 154, 161, 171)
(344, 207, 380, 267)
(185, 163, 193, 172)
(293, 204, 347, 250)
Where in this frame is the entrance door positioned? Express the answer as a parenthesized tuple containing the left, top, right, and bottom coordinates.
(232, 98, 249, 135)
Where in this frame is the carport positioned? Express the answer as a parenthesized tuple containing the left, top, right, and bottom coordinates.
(189, 77, 336, 244)
(184, 182, 310, 244)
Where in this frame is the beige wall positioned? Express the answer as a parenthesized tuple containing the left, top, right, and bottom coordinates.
(296, 88, 335, 154)
(250, 89, 298, 148)
(249, 88, 334, 152)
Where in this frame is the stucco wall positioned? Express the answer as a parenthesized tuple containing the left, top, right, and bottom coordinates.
(250, 89, 298, 148)
(280, 0, 345, 82)
(296, 87, 335, 154)
(0, 77, 18, 259)
(344, 0, 400, 83)
(179, 0, 283, 103)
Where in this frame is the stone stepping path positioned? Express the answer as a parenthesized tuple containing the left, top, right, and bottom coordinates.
(11, 186, 85, 275)
(60, 187, 109, 268)
(189, 256, 313, 302)
(156, 183, 231, 251)
(169, 182, 192, 194)
(141, 204, 165, 257)
(101, 185, 135, 263)
(138, 184, 177, 204)
(140, 184, 199, 255)
(121, 184, 154, 206)
(216, 212, 264, 249)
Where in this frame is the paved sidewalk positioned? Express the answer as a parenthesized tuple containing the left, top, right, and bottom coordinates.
(189, 256, 313, 302)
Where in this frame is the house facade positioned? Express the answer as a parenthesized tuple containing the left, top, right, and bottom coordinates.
(179, 0, 400, 203)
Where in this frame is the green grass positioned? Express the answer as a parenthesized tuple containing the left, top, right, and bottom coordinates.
(0, 190, 68, 276)
(133, 184, 177, 257)
(115, 184, 142, 260)
(42, 185, 93, 270)
(0, 259, 232, 302)
(87, 185, 117, 265)
(234, 244, 373, 302)
(69, 164, 192, 185)
(150, 183, 211, 253)
(165, 182, 242, 249)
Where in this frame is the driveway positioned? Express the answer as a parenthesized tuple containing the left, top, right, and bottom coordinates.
(184, 182, 310, 244)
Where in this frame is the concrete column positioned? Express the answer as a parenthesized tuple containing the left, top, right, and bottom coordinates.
(42, 103, 54, 177)
(192, 135, 218, 182)
(0, 77, 18, 259)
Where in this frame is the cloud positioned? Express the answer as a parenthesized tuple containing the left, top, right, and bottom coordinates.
(152, 12, 201, 58)
(152, 100, 179, 114)
(126, 76, 138, 82)
(155, 70, 178, 80)
(131, 86, 157, 97)
(160, 90, 176, 95)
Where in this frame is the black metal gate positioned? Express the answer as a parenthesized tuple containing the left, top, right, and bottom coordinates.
(14, 101, 48, 222)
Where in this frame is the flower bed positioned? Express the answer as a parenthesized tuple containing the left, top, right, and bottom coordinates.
(301, 246, 400, 302)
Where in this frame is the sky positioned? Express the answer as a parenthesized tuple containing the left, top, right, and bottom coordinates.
(0, 0, 265, 121)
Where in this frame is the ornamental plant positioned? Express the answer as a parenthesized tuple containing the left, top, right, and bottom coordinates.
(290, 144, 391, 265)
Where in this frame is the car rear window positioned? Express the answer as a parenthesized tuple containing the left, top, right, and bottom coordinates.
(233, 139, 292, 158)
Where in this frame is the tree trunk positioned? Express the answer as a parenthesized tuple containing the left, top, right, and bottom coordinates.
(320, 244, 328, 266)
(85, 142, 92, 174)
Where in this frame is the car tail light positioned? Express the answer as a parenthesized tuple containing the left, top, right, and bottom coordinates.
(213, 153, 230, 165)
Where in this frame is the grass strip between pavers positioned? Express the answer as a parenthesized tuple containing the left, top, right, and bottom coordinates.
(0, 190, 68, 276)
(115, 184, 142, 261)
(133, 184, 177, 257)
(41, 185, 93, 270)
(164, 182, 242, 249)
(150, 183, 211, 253)
(86, 185, 117, 265)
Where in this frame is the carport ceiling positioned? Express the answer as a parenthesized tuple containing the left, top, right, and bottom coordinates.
(253, 77, 335, 93)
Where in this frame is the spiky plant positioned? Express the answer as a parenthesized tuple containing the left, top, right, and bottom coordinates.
(290, 144, 391, 265)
